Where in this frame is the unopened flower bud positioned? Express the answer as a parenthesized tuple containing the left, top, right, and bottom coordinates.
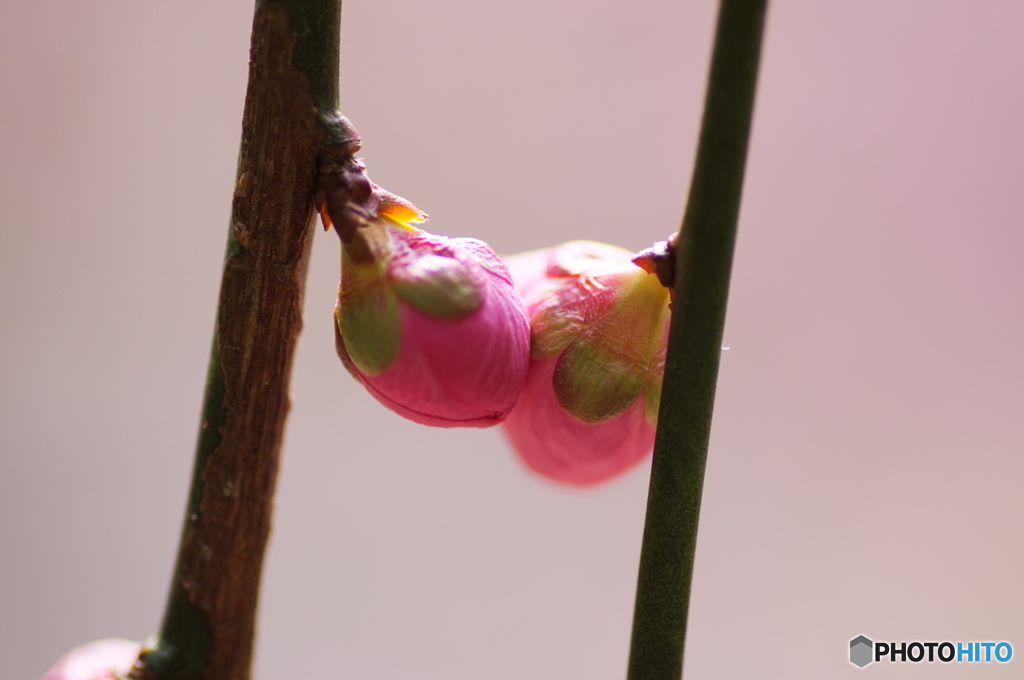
(39, 639, 141, 680)
(333, 196, 531, 427)
(502, 241, 671, 484)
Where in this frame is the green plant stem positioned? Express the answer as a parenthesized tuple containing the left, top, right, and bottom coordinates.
(626, 1, 767, 679)
(130, 2, 344, 679)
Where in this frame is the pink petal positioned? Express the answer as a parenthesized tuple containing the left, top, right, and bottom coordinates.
(503, 357, 655, 485)
(355, 278, 530, 427)
(501, 246, 553, 300)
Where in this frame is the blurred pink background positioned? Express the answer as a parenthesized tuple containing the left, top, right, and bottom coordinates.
(2, 1, 1022, 678)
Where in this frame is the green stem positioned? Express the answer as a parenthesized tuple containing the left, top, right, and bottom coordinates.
(130, 2, 344, 679)
(626, 1, 767, 679)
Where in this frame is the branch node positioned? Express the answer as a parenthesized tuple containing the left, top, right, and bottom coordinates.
(632, 233, 679, 291)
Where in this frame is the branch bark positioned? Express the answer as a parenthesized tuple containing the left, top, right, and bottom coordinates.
(130, 1, 344, 678)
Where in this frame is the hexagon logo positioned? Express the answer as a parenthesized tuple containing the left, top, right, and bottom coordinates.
(850, 635, 873, 668)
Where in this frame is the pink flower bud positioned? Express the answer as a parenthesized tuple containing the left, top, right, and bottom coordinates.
(39, 639, 141, 680)
(334, 201, 531, 427)
(502, 241, 671, 485)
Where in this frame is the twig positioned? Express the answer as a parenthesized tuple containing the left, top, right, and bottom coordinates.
(626, 1, 768, 678)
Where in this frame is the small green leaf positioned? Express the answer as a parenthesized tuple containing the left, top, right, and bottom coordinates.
(338, 253, 401, 376)
(553, 337, 646, 423)
(391, 254, 484, 319)
(553, 271, 670, 423)
(337, 283, 400, 376)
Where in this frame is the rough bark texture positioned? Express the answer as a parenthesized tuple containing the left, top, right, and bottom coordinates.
(131, 4, 322, 679)
(182, 4, 318, 675)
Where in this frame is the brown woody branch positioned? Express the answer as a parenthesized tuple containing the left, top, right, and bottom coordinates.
(129, 1, 343, 678)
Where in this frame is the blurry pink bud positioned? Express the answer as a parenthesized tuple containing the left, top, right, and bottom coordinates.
(40, 639, 141, 680)
(502, 241, 671, 485)
(334, 199, 530, 427)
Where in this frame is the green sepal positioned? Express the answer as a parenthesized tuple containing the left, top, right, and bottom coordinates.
(643, 363, 664, 427)
(338, 251, 400, 377)
(553, 271, 670, 423)
(643, 313, 668, 427)
(390, 254, 484, 319)
(553, 337, 646, 423)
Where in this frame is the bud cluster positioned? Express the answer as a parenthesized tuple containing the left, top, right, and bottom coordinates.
(320, 151, 674, 485)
